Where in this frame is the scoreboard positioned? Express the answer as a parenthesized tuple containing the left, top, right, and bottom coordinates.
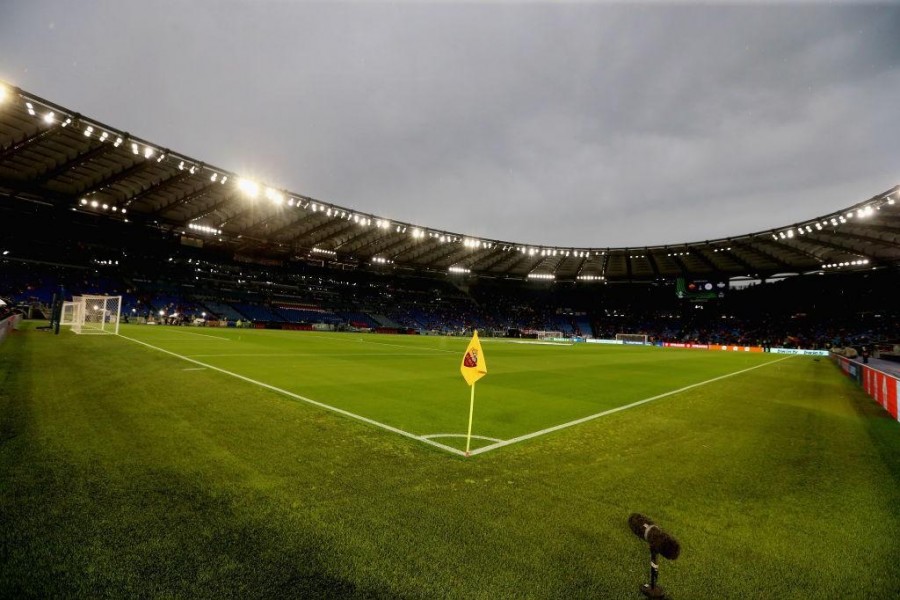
(676, 277, 727, 300)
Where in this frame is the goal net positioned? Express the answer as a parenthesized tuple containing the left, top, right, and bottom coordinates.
(60, 301, 76, 326)
(70, 295, 121, 335)
(522, 330, 564, 340)
(615, 333, 648, 345)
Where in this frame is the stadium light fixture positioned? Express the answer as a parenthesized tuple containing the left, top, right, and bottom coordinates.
(264, 187, 284, 204)
(25, 102, 35, 116)
(90, 200, 99, 208)
(84, 126, 94, 137)
(237, 178, 260, 199)
(114, 137, 123, 147)
(0, 85, 8, 104)
(80, 198, 88, 205)
(99, 131, 109, 142)
(42, 111, 55, 124)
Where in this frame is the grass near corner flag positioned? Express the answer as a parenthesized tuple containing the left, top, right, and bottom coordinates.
(460, 330, 487, 386)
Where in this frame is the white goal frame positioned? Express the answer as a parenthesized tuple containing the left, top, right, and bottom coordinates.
(615, 333, 648, 345)
(60, 301, 76, 326)
(70, 295, 122, 335)
(522, 329, 564, 340)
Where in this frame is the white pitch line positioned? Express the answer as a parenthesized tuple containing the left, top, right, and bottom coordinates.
(302, 333, 459, 354)
(356, 338, 458, 354)
(143, 328, 231, 341)
(182, 367, 207, 371)
(421, 433, 505, 443)
(186, 352, 450, 358)
(116, 334, 466, 456)
(466, 355, 794, 456)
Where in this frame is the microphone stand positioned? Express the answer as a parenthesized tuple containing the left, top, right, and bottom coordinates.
(640, 549, 667, 598)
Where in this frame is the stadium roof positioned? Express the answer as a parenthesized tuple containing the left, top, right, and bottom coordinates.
(2, 83, 899, 282)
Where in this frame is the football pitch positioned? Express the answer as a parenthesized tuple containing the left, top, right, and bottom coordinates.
(2, 323, 899, 598)
(118, 325, 788, 455)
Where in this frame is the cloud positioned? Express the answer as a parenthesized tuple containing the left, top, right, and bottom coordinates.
(1, 1, 898, 247)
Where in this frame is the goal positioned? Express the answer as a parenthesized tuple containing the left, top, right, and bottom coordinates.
(522, 329, 564, 340)
(615, 333, 648, 345)
(69, 295, 122, 335)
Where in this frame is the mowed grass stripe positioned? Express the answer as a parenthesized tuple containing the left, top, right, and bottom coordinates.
(119, 325, 786, 453)
(118, 333, 466, 456)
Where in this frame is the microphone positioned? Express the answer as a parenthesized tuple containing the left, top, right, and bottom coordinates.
(628, 513, 681, 560)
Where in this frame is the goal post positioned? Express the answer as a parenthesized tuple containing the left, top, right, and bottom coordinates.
(60, 301, 76, 326)
(69, 295, 122, 335)
(615, 333, 648, 345)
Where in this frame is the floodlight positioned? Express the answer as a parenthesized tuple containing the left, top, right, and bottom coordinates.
(237, 178, 260, 198)
(90, 200, 99, 208)
(84, 126, 94, 137)
(264, 187, 284, 204)
(43, 111, 55, 124)
(144, 147, 154, 159)
(0, 85, 8, 104)
(80, 198, 88, 205)
(159, 310, 165, 316)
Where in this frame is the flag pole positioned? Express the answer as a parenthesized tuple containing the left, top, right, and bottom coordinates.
(465, 382, 476, 456)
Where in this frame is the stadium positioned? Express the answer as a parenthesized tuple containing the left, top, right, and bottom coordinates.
(3, 4, 900, 599)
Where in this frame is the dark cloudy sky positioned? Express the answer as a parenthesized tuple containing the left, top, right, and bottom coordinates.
(1, 1, 898, 247)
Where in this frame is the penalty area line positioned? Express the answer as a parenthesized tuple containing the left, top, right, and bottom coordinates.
(467, 355, 795, 456)
(116, 334, 466, 457)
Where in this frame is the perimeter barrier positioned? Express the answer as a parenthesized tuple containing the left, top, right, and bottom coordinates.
(832, 354, 900, 421)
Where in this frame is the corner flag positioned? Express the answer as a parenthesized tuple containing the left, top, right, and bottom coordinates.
(460, 330, 487, 386)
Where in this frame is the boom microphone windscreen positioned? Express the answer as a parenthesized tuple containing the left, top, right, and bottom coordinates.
(628, 513, 681, 561)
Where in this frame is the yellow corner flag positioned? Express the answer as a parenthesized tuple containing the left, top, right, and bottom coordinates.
(461, 330, 487, 456)
(460, 330, 487, 386)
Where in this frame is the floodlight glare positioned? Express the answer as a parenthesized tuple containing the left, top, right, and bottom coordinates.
(237, 178, 260, 198)
(0, 85, 8, 104)
(43, 111, 55, 124)
(264, 187, 284, 204)
(90, 200, 99, 208)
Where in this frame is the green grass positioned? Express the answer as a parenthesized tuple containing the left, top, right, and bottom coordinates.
(2, 322, 899, 598)
(115, 324, 788, 453)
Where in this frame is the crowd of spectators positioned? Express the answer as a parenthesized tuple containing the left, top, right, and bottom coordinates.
(2, 203, 898, 348)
